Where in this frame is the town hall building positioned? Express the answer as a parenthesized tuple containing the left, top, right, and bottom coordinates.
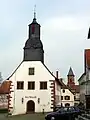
(7, 13, 62, 115)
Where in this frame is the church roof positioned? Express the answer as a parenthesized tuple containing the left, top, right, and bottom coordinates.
(24, 37, 43, 49)
(67, 67, 74, 76)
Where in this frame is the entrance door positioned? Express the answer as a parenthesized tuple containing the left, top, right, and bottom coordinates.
(27, 100, 35, 113)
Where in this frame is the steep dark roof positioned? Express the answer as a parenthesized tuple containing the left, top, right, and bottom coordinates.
(67, 67, 74, 76)
(59, 79, 74, 94)
(78, 73, 85, 81)
(24, 37, 43, 49)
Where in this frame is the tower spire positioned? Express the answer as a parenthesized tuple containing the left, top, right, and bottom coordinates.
(32, 5, 37, 23)
(34, 5, 36, 19)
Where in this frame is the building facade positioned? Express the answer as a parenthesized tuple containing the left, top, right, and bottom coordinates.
(78, 49, 90, 109)
(61, 81, 74, 107)
(7, 14, 62, 115)
(67, 67, 80, 106)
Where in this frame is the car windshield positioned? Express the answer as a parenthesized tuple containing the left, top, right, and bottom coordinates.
(57, 107, 68, 113)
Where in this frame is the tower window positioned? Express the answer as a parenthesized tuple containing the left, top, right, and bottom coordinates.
(28, 68, 35, 75)
(70, 79, 72, 82)
(17, 81, 24, 89)
(28, 82, 35, 90)
(40, 82, 47, 90)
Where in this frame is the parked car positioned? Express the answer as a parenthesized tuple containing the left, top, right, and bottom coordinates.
(54, 105, 62, 112)
(45, 106, 82, 120)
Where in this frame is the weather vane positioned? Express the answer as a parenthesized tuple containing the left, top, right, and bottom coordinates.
(34, 5, 36, 19)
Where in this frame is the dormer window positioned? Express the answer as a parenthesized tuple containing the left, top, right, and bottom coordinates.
(28, 68, 35, 75)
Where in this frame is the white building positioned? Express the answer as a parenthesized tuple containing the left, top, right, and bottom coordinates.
(7, 14, 62, 115)
(60, 80, 74, 107)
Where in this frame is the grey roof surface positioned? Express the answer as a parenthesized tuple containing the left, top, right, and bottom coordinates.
(67, 67, 74, 76)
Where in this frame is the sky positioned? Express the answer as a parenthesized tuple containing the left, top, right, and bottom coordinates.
(0, 0, 90, 84)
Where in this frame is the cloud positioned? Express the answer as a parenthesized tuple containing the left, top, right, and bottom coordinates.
(42, 16, 90, 31)
(40, 16, 89, 83)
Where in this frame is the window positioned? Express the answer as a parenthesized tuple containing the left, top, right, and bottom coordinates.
(28, 82, 35, 90)
(61, 96, 63, 100)
(28, 68, 35, 75)
(65, 103, 70, 107)
(65, 96, 70, 100)
(17, 81, 24, 89)
(40, 82, 47, 89)
(70, 79, 72, 82)
(74, 96, 76, 100)
(63, 89, 65, 93)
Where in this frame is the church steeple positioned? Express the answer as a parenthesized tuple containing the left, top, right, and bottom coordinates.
(23, 11, 44, 63)
(33, 5, 36, 22)
(67, 67, 75, 88)
(67, 67, 74, 76)
(28, 11, 40, 39)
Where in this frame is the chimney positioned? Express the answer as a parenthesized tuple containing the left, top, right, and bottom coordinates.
(56, 71, 59, 79)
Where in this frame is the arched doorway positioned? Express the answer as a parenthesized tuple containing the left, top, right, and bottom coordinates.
(65, 103, 70, 107)
(27, 100, 35, 113)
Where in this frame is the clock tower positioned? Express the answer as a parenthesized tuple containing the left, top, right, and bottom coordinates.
(23, 12, 44, 63)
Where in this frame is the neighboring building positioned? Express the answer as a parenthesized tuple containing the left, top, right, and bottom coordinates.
(0, 80, 10, 109)
(78, 49, 90, 109)
(0, 72, 3, 85)
(60, 79, 74, 107)
(67, 67, 80, 106)
(78, 73, 86, 106)
(7, 13, 62, 115)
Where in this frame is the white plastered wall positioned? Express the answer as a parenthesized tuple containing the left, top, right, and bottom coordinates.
(8, 61, 56, 115)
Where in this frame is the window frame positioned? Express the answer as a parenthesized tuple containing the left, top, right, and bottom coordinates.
(28, 67, 35, 75)
(40, 81, 47, 90)
(28, 81, 35, 90)
(63, 89, 65, 93)
(17, 81, 24, 90)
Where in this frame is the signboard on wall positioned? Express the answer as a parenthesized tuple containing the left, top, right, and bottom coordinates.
(25, 96, 36, 98)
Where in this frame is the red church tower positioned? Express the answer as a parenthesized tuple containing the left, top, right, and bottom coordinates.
(67, 67, 75, 89)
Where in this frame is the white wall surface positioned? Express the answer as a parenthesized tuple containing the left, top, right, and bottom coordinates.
(8, 61, 61, 115)
(61, 89, 74, 107)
